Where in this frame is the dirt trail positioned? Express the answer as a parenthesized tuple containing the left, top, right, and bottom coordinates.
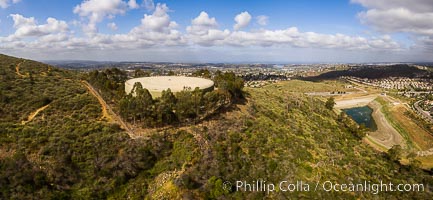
(21, 104, 50, 125)
(40, 65, 52, 76)
(15, 61, 26, 77)
(81, 81, 112, 122)
(81, 81, 136, 138)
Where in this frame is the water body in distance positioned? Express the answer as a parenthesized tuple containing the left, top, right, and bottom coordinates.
(343, 106, 377, 131)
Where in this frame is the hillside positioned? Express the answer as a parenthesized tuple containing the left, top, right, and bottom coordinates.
(0, 54, 162, 199)
(0, 54, 432, 199)
(310, 64, 431, 80)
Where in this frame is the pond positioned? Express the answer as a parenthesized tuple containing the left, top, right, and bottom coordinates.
(342, 106, 377, 131)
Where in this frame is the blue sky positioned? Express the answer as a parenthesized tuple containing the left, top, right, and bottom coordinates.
(0, 0, 432, 63)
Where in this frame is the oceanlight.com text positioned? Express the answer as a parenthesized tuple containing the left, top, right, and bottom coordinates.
(232, 180, 426, 194)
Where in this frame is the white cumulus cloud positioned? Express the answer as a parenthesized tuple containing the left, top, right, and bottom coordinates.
(137, 3, 177, 32)
(352, 0, 433, 35)
(73, 0, 129, 34)
(233, 11, 251, 30)
(187, 11, 229, 46)
(10, 14, 69, 38)
(191, 12, 218, 28)
(352, 0, 433, 52)
(224, 28, 400, 50)
(0, 5, 404, 59)
(187, 11, 219, 35)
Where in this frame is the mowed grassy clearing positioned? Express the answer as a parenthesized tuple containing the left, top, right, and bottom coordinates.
(272, 79, 355, 93)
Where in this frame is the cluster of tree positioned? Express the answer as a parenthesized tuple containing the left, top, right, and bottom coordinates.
(192, 69, 211, 78)
(330, 91, 346, 94)
(119, 83, 230, 127)
(242, 73, 289, 81)
(337, 111, 367, 139)
(88, 68, 127, 100)
(118, 71, 244, 127)
(213, 71, 244, 100)
(133, 69, 151, 78)
(325, 97, 335, 110)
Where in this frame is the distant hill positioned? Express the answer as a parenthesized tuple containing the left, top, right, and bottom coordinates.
(0, 54, 432, 199)
(310, 64, 431, 80)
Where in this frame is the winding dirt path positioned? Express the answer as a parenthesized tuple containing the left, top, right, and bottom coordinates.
(21, 104, 50, 125)
(81, 81, 136, 138)
(15, 61, 26, 78)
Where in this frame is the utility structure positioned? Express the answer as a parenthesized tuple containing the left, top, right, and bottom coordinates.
(125, 76, 214, 98)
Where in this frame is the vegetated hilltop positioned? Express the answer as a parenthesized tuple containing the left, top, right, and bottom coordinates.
(0, 54, 162, 199)
(311, 64, 431, 80)
(0, 54, 432, 199)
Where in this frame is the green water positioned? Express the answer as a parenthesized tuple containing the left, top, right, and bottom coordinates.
(343, 106, 377, 131)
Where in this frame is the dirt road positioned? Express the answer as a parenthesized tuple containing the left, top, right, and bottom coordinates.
(81, 81, 136, 139)
(334, 95, 378, 109)
(82, 81, 113, 122)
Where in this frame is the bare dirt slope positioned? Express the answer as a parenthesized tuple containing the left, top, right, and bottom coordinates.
(367, 100, 405, 149)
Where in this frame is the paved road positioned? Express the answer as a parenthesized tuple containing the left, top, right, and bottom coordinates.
(413, 100, 433, 122)
(305, 92, 354, 96)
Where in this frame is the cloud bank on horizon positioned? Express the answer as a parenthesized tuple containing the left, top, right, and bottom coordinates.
(0, 0, 432, 62)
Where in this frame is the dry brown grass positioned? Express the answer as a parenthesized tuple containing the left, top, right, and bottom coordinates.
(390, 105, 433, 150)
(273, 79, 356, 93)
(416, 155, 433, 169)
